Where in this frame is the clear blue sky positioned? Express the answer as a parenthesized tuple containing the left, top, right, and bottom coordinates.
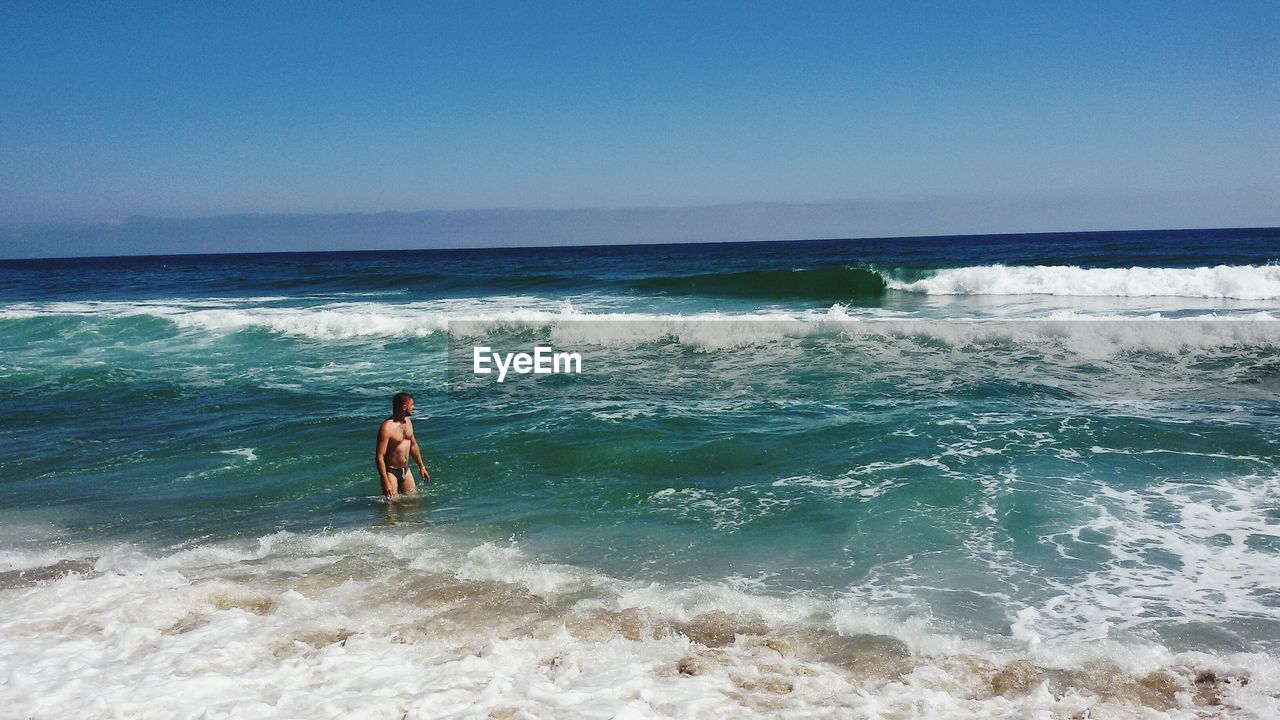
(1, 1, 1276, 230)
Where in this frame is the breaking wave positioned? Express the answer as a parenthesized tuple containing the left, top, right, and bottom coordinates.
(1, 528, 1275, 719)
(3, 300, 1280, 355)
(628, 263, 1280, 301)
(890, 264, 1280, 299)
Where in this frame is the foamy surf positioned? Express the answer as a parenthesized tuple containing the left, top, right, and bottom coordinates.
(889, 264, 1280, 299)
(1, 529, 1276, 719)
(3, 297, 1279, 356)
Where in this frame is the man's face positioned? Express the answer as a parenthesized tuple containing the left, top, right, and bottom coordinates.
(403, 398, 414, 416)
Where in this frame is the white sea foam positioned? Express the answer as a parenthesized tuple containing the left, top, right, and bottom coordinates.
(4, 298, 1280, 359)
(770, 473, 908, 502)
(1029, 473, 1280, 655)
(1, 528, 1277, 718)
(647, 487, 794, 531)
(890, 264, 1280, 299)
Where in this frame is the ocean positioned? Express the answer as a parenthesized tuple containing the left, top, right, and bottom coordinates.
(2, 227, 1279, 718)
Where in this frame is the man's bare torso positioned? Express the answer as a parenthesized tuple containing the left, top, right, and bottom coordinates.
(382, 417, 413, 468)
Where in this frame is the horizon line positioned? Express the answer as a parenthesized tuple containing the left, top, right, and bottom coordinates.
(4, 225, 1277, 264)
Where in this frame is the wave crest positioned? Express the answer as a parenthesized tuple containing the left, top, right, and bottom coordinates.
(634, 265, 888, 300)
(891, 264, 1280, 299)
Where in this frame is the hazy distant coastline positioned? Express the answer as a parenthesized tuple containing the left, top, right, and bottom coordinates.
(3, 191, 1275, 259)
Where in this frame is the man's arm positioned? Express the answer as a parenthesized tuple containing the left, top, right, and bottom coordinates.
(409, 432, 430, 484)
(374, 421, 397, 498)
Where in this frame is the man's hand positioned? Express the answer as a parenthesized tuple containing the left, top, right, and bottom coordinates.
(419, 465, 431, 484)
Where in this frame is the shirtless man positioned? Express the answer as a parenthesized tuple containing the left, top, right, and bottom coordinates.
(375, 392, 430, 499)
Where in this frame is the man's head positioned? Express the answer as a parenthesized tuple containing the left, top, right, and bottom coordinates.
(392, 392, 414, 416)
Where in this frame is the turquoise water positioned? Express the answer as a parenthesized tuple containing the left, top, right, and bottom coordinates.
(3, 229, 1280, 717)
